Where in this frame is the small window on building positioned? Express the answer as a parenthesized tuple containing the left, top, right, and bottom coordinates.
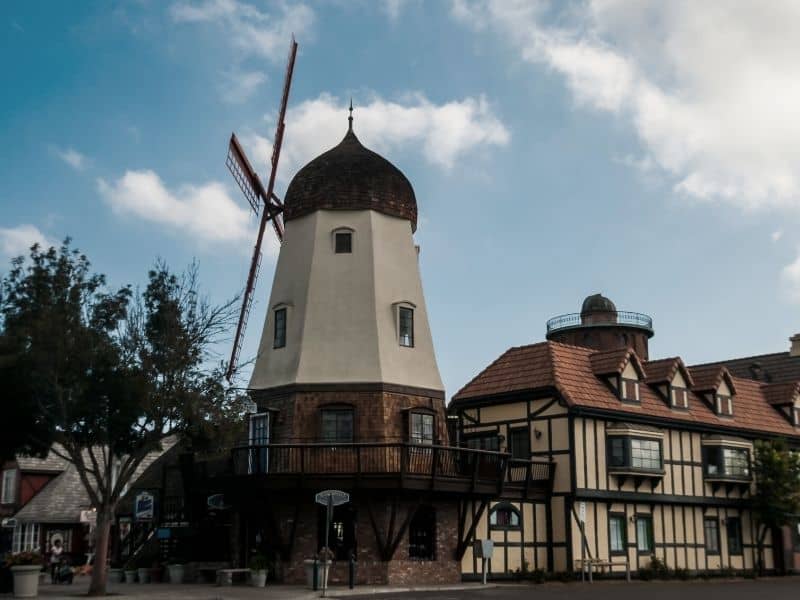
(247, 413, 270, 474)
(671, 387, 689, 409)
(620, 378, 640, 402)
(321, 408, 354, 443)
(12, 523, 40, 553)
(489, 503, 521, 529)
(408, 505, 436, 560)
(715, 394, 733, 416)
(273, 307, 287, 349)
(410, 412, 434, 445)
(464, 434, 500, 452)
(1, 469, 17, 504)
(607, 436, 662, 471)
(609, 514, 627, 554)
(703, 446, 750, 479)
(704, 517, 720, 554)
(334, 231, 352, 254)
(726, 517, 743, 555)
(399, 306, 414, 347)
(636, 515, 653, 553)
(509, 427, 530, 460)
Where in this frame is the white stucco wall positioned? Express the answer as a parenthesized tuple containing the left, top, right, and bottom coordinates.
(249, 209, 444, 392)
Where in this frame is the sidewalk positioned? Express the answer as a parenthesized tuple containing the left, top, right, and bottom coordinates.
(25, 580, 502, 599)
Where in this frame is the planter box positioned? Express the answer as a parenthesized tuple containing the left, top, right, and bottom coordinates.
(108, 569, 124, 584)
(303, 560, 330, 590)
(167, 564, 184, 584)
(11, 565, 41, 599)
(137, 568, 151, 583)
(124, 570, 138, 583)
(251, 569, 267, 587)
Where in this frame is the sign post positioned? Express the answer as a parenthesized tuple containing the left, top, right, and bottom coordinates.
(578, 502, 586, 582)
(315, 490, 350, 596)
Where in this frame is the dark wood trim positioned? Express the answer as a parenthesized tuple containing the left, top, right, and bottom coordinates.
(450, 387, 560, 412)
(252, 382, 445, 401)
(575, 488, 747, 508)
(456, 499, 488, 560)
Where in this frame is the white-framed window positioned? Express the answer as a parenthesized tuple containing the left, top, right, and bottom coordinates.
(1, 468, 17, 504)
(410, 412, 434, 445)
(399, 307, 414, 347)
(12, 523, 40, 553)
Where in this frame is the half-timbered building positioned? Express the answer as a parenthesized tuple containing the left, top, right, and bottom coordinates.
(450, 294, 800, 579)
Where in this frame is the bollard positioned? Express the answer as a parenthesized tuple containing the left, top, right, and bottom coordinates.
(313, 558, 319, 591)
(349, 554, 355, 589)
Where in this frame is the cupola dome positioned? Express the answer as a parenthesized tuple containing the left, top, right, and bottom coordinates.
(581, 293, 617, 315)
(282, 126, 418, 231)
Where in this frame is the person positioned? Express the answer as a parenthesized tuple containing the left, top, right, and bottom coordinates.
(49, 539, 64, 584)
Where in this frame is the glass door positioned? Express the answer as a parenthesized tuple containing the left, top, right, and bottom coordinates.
(248, 413, 270, 474)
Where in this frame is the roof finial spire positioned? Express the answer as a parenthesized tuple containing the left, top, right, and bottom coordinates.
(348, 97, 354, 132)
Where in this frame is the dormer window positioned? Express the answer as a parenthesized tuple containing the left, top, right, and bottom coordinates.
(794, 407, 800, 427)
(620, 378, 639, 402)
(671, 387, 689, 409)
(715, 394, 733, 416)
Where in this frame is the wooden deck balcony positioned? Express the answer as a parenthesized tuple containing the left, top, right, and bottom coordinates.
(225, 442, 555, 500)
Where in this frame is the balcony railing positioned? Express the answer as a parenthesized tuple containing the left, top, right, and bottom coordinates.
(546, 310, 653, 335)
(229, 442, 554, 498)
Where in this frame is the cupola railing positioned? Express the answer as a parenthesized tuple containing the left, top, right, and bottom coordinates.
(546, 310, 653, 335)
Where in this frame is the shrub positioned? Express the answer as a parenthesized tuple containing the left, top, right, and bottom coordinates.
(531, 568, 546, 584)
(5, 552, 43, 567)
(250, 554, 269, 571)
(672, 567, 690, 580)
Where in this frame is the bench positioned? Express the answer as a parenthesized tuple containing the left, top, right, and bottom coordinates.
(216, 568, 251, 586)
(574, 557, 630, 582)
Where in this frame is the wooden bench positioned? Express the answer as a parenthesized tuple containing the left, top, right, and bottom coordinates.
(216, 568, 251, 586)
(575, 557, 630, 582)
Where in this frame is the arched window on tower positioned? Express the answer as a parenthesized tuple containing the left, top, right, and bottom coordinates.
(489, 503, 521, 529)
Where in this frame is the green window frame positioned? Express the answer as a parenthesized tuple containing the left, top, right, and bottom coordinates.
(609, 513, 627, 555)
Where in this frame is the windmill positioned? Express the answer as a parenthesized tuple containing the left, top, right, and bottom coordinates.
(224, 37, 298, 382)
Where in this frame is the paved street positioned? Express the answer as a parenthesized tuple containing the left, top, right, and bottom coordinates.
(7, 577, 798, 600)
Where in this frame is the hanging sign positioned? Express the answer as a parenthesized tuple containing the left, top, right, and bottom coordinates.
(315, 490, 349, 507)
(134, 491, 155, 521)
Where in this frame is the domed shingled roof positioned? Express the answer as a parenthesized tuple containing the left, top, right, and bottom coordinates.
(283, 126, 418, 231)
(581, 293, 617, 315)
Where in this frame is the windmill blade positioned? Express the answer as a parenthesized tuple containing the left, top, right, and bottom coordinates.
(226, 133, 267, 216)
(226, 37, 298, 382)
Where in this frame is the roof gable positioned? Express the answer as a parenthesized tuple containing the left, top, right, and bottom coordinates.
(689, 365, 737, 396)
(589, 348, 646, 379)
(645, 357, 694, 387)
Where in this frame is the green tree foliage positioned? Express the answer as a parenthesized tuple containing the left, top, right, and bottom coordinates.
(751, 438, 800, 574)
(0, 241, 243, 595)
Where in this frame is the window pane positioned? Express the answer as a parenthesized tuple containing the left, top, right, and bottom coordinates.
(408, 506, 436, 560)
(636, 516, 653, 552)
(273, 308, 287, 348)
(399, 307, 414, 347)
(727, 518, 742, 555)
(321, 409, 354, 443)
(723, 448, 749, 477)
(335, 232, 352, 254)
(489, 505, 520, 529)
(609, 516, 625, 553)
(705, 518, 720, 553)
(509, 428, 530, 460)
(608, 437, 626, 467)
(631, 439, 661, 470)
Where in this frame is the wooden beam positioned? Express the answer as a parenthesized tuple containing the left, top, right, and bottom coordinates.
(385, 501, 420, 561)
(455, 499, 488, 560)
(366, 498, 389, 560)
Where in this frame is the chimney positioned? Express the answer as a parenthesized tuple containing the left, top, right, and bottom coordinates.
(791, 334, 800, 357)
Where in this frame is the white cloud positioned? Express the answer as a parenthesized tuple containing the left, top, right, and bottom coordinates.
(381, 0, 415, 21)
(0, 224, 54, 259)
(772, 230, 784, 243)
(782, 249, 800, 303)
(241, 92, 510, 182)
(97, 170, 274, 254)
(170, 0, 314, 61)
(452, 0, 800, 211)
(219, 68, 267, 104)
(52, 146, 88, 171)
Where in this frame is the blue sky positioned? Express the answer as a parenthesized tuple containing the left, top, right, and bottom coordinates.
(2, 1, 800, 397)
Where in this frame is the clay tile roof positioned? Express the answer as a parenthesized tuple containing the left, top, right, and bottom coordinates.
(644, 357, 694, 386)
(689, 365, 736, 395)
(762, 381, 800, 406)
(451, 342, 556, 403)
(283, 128, 418, 231)
(693, 352, 800, 384)
(589, 348, 643, 377)
(451, 341, 800, 440)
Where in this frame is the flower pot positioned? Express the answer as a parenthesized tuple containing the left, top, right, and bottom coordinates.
(167, 564, 184, 584)
(137, 568, 151, 583)
(108, 568, 124, 584)
(251, 569, 267, 587)
(11, 565, 41, 599)
(124, 569, 138, 583)
(303, 559, 330, 590)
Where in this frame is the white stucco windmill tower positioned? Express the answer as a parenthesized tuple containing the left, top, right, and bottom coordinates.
(249, 104, 445, 445)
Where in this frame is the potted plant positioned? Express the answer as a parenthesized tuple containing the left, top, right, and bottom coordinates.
(250, 554, 269, 587)
(6, 551, 43, 598)
(167, 561, 185, 584)
(303, 548, 332, 590)
(123, 559, 138, 583)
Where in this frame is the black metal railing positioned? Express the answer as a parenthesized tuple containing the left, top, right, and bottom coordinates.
(546, 310, 653, 334)
(230, 442, 554, 492)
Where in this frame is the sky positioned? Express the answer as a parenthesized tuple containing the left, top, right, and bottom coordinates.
(2, 0, 800, 398)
